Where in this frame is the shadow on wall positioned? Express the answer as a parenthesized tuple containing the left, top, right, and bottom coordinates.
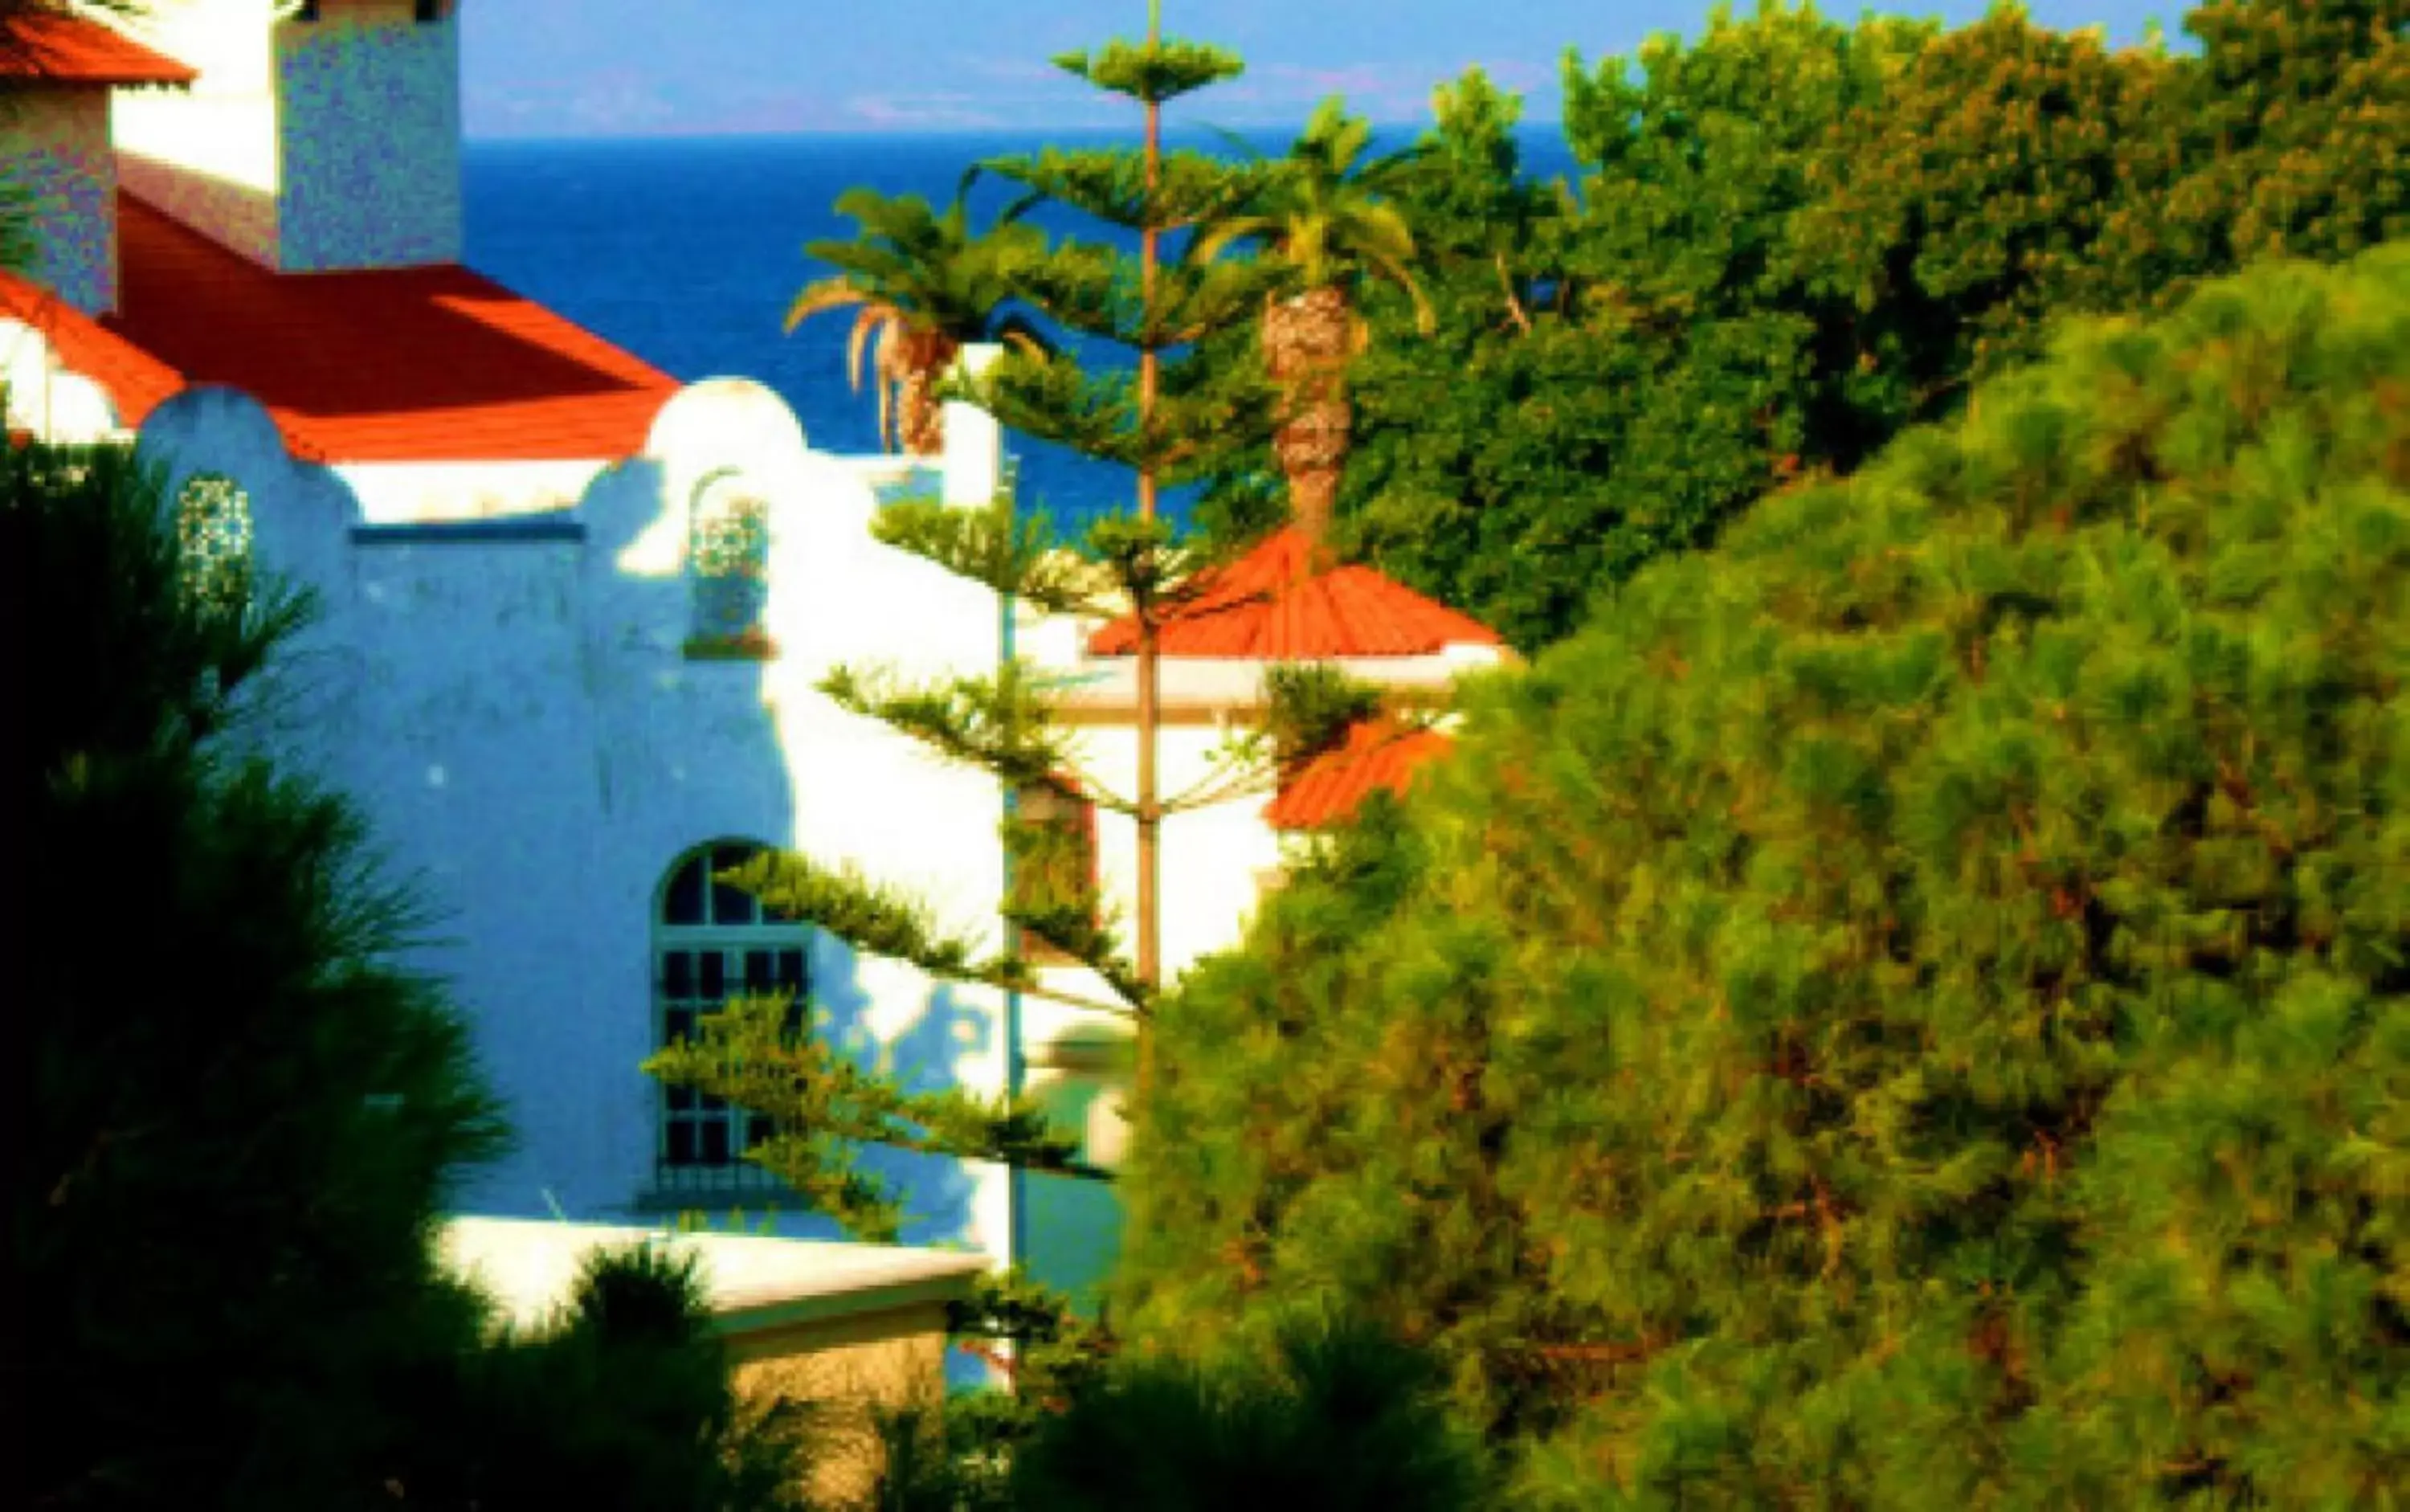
(133, 376, 1019, 1386)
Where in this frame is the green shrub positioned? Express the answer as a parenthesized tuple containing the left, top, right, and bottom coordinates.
(1120, 243, 2410, 1506)
(1007, 1312, 1488, 1512)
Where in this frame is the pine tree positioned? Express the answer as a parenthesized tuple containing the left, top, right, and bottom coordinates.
(645, 0, 1312, 1240)
(7, 435, 813, 1510)
(641, 20, 1442, 1485)
(7, 434, 509, 1510)
(1117, 242, 2410, 1505)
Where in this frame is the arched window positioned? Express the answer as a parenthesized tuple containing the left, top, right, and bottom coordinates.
(686, 471, 770, 654)
(653, 841, 811, 1194)
(174, 472, 251, 614)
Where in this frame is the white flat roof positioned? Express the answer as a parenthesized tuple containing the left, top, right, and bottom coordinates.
(439, 1216, 991, 1336)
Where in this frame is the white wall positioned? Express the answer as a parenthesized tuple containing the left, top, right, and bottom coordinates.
(1, 319, 134, 439)
(130, 379, 1017, 1266)
(112, 0, 283, 265)
(2, 90, 117, 315)
(337, 458, 615, 524)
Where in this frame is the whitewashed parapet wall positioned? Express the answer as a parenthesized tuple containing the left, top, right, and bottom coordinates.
(111, 0, 461, 271)
(129, 378, 1017, 1261)
(0, 319, 129, 439)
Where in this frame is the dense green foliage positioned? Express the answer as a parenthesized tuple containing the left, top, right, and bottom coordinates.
(1196, 0, 2410, 651)
(1007, 1313, 1489, 1511)
(389, 1245, 810, 1511)
(1121, 243, 2410, 1504)
(12, 437, 503, 1510)
(6, 439, 804, 1510)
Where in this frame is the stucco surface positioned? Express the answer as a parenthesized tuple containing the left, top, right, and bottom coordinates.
(3, 90, 116, 314)
(277, 2, 462, 270)
(131, 381, 1021, 1269)
(729, 1305, 958, 1507)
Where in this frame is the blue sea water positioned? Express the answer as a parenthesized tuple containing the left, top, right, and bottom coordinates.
(461, 128, 1579, 530)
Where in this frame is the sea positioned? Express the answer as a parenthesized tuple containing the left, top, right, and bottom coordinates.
(460, 127, 1581, 533)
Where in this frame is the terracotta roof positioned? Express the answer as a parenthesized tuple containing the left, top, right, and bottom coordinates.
(92, 192, 680, 463)
(0, 266, 186, 429)
(0, 13, 198, 87)
(1089, 527, 1503, 659)
(1264, 717, 1454, 831)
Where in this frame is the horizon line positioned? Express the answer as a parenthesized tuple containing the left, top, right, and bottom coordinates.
(461, 118, 1570, 148)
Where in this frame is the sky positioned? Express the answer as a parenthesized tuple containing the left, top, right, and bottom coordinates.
(461, 0, 2188, 141)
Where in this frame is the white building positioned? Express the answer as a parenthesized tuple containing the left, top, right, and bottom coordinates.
(1, 0, 1508, 1314)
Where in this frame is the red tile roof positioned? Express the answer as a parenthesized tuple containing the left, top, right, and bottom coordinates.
(0, 13, 198, 87)
(0, 266, 186, 429)
(87, 192, 680, 463)
(1264, 717, 1454, 831)
(1089, 527, 1503, 660)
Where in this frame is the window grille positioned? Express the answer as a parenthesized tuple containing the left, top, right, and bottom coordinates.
(688, 491, 770, 645)
(174, 473, 251, 615)
(652, 842, 811, 1195)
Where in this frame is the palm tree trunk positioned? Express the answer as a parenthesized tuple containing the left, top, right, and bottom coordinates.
(1264, 285, 1356, 574)
(897, 333, 959, 457)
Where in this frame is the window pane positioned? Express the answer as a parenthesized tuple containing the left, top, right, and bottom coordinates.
(745, 950, 774, 991)
(701, 1092, 726, 1114)
(664, 856, 705, 926)
(665, 1122, 696, 1167)
(700, 1120, 731, 1167)
(709, 844, 757, 930)
(663, 1008, 693, 1046)
(668, 1085, 696, 1113)
(698, 953, 725, 1002)
(663, 951, 692, 998)
(774, 949, 807, 992)
(745, 1117, 773, 1150)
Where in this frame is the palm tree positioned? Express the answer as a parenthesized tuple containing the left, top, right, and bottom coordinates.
(784, 187, 1046, 458)
(1194, 97, 1435, 565)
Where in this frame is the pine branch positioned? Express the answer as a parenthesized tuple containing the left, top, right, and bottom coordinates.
(1050, 39, 1244, 107)
(975, 147, 1256, 231)
(1262, 661, 1391, 768)
(721, 848, 991, 979)
(1160, 727, 1279, 813)
(644, 993, 1109, 1243)
(819, 661, 1077, 791)
(721, 848, 1150, 1020)
(870, 499, 1117, 616)
(983, 239, 1285, 349)
(955, 350, 1272, 479)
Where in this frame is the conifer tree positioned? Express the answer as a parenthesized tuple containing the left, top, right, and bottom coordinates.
(646, 0, 1350, 1249)
(1119, 242, 2410, 1505)
(8, 434, 506, 1510)
(6, 432, 812, 1512)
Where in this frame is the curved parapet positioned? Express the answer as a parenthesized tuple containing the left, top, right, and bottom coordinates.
(133, 383, 370, 768)
(137, 382, 366, 603)
(137, 382, 366, 579)
(634, 377, 815, 547)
